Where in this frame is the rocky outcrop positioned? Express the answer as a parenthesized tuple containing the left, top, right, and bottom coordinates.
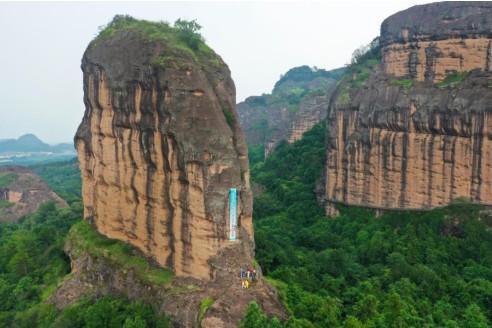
(324, 2, 492, 215)
(381, 2, 492, 82)
(238, 66, 343, 156)
(0, 166, 67, 222)
(74, 17, 254, 281)
(70, 17, 286, 325)
(52, 221, 285, 327)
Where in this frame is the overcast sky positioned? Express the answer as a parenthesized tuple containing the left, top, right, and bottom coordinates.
(0, 0, 429, 144)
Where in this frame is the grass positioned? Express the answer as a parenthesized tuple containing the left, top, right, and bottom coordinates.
(0, 172, 17, 187)
(222, 106, 236, 128)
(167, 284, 201, 295)
(150, 55, 175, 68)
(336, 83, 351, 106)
(252, 259, 259, 269)
(287, 104, 299, 113)
(198, 297, 214, 325)
(349, 57, 380, 89)
(435, 71, 469, 88)
(68, 220, 174, 286)
(95, 15, 218, 67)
(390, 78, 413, 89)
(0, 200, 14, 209)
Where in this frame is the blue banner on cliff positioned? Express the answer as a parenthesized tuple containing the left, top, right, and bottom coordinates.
(229, 188, 237, 240)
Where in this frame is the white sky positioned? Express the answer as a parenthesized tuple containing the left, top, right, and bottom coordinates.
(0, 0, 430, 143)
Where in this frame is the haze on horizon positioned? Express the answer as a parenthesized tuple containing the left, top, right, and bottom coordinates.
(0, 0, 428, 144)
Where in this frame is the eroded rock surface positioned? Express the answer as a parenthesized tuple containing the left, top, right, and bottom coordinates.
(0, 166, 67, 222)
(69, 17, 286, 326)
(75, 19, 253, 281)
(381, 2, 492, 82)
(52, 232, 285, 328)
(324, 2, 492, 215)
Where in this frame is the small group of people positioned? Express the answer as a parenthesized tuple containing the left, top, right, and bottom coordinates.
(239, 267, 257, 289)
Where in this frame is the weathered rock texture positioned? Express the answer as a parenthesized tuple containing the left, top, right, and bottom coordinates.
(324, 2, 492, 215)
(238, 66, 343, 156)
(52, 227, 285, 327)
(381, 2, 492, 82)
(0, 166, 67, 222)
(75, 20, 254, 281)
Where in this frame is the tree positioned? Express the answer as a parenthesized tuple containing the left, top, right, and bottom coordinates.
(462, 304, 489, 328)
(345, 316, 363, 328)
(353, 294, 379, 322)
(240, 302, 270, 328)
(174, 19, 203, 50)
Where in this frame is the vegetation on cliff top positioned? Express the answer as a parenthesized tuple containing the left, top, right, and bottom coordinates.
(0, 172, 17, 188)
(241, 66, 342, 150)
(273, 66, 345, 93)
(95, 15, 218, 66)
(244, 122, 492, 327)
(333, 38, 381, 106)
(247, 66, 343, 110)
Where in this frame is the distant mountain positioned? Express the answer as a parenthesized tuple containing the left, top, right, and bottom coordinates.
(0, 134, 74, 153)
(237, 65, 345, 157)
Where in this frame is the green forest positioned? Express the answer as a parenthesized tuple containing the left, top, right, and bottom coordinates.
(243, 123, 492, 327)
(1, 126, 492, 327)
(0, 161, 170, 327)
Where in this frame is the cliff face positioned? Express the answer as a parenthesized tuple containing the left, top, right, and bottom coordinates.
(381, 2, 492, 82)
(75, 17, 253, 281)
(237, 66, 343, 156)
(52, 221, 285, 328)
(0, 167, 67, 222)
(325, 2, 492, 215)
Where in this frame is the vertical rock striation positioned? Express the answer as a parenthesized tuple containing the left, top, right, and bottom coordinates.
(75, 17, 254, 280)
(381, 2, 492, 82)
(324, 2, 492, 215)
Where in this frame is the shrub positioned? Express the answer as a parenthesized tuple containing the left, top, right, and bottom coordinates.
(174, 19, 203, 51)
(68, 221, 174, 286)
(435, 71, 469, 88)
(198, 297, 214, 325)
(0, 172, 17, 187)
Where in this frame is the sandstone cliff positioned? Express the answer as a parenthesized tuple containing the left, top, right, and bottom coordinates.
(238, 66, 343, 156)
(68, 16, 284, 326)
(75, 16, 254, 281)
(0, 166, 67, 222)
(324, 2, 492, 215)
(52, 220, 285, 328)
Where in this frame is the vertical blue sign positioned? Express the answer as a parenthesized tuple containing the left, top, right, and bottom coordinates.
(229, 188, 237, 240)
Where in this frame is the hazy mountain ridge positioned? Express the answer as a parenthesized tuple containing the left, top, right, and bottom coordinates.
(0, 134, 74, 153)
(237, 65, 345, 157)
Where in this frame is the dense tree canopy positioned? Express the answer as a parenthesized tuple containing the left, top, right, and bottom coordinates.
(243, 123, 492, 327)
(0, 161, 169, 327)
(2, 124, 492, 327)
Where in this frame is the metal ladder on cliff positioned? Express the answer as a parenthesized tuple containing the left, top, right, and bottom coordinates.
(229, 188, 237, 241)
